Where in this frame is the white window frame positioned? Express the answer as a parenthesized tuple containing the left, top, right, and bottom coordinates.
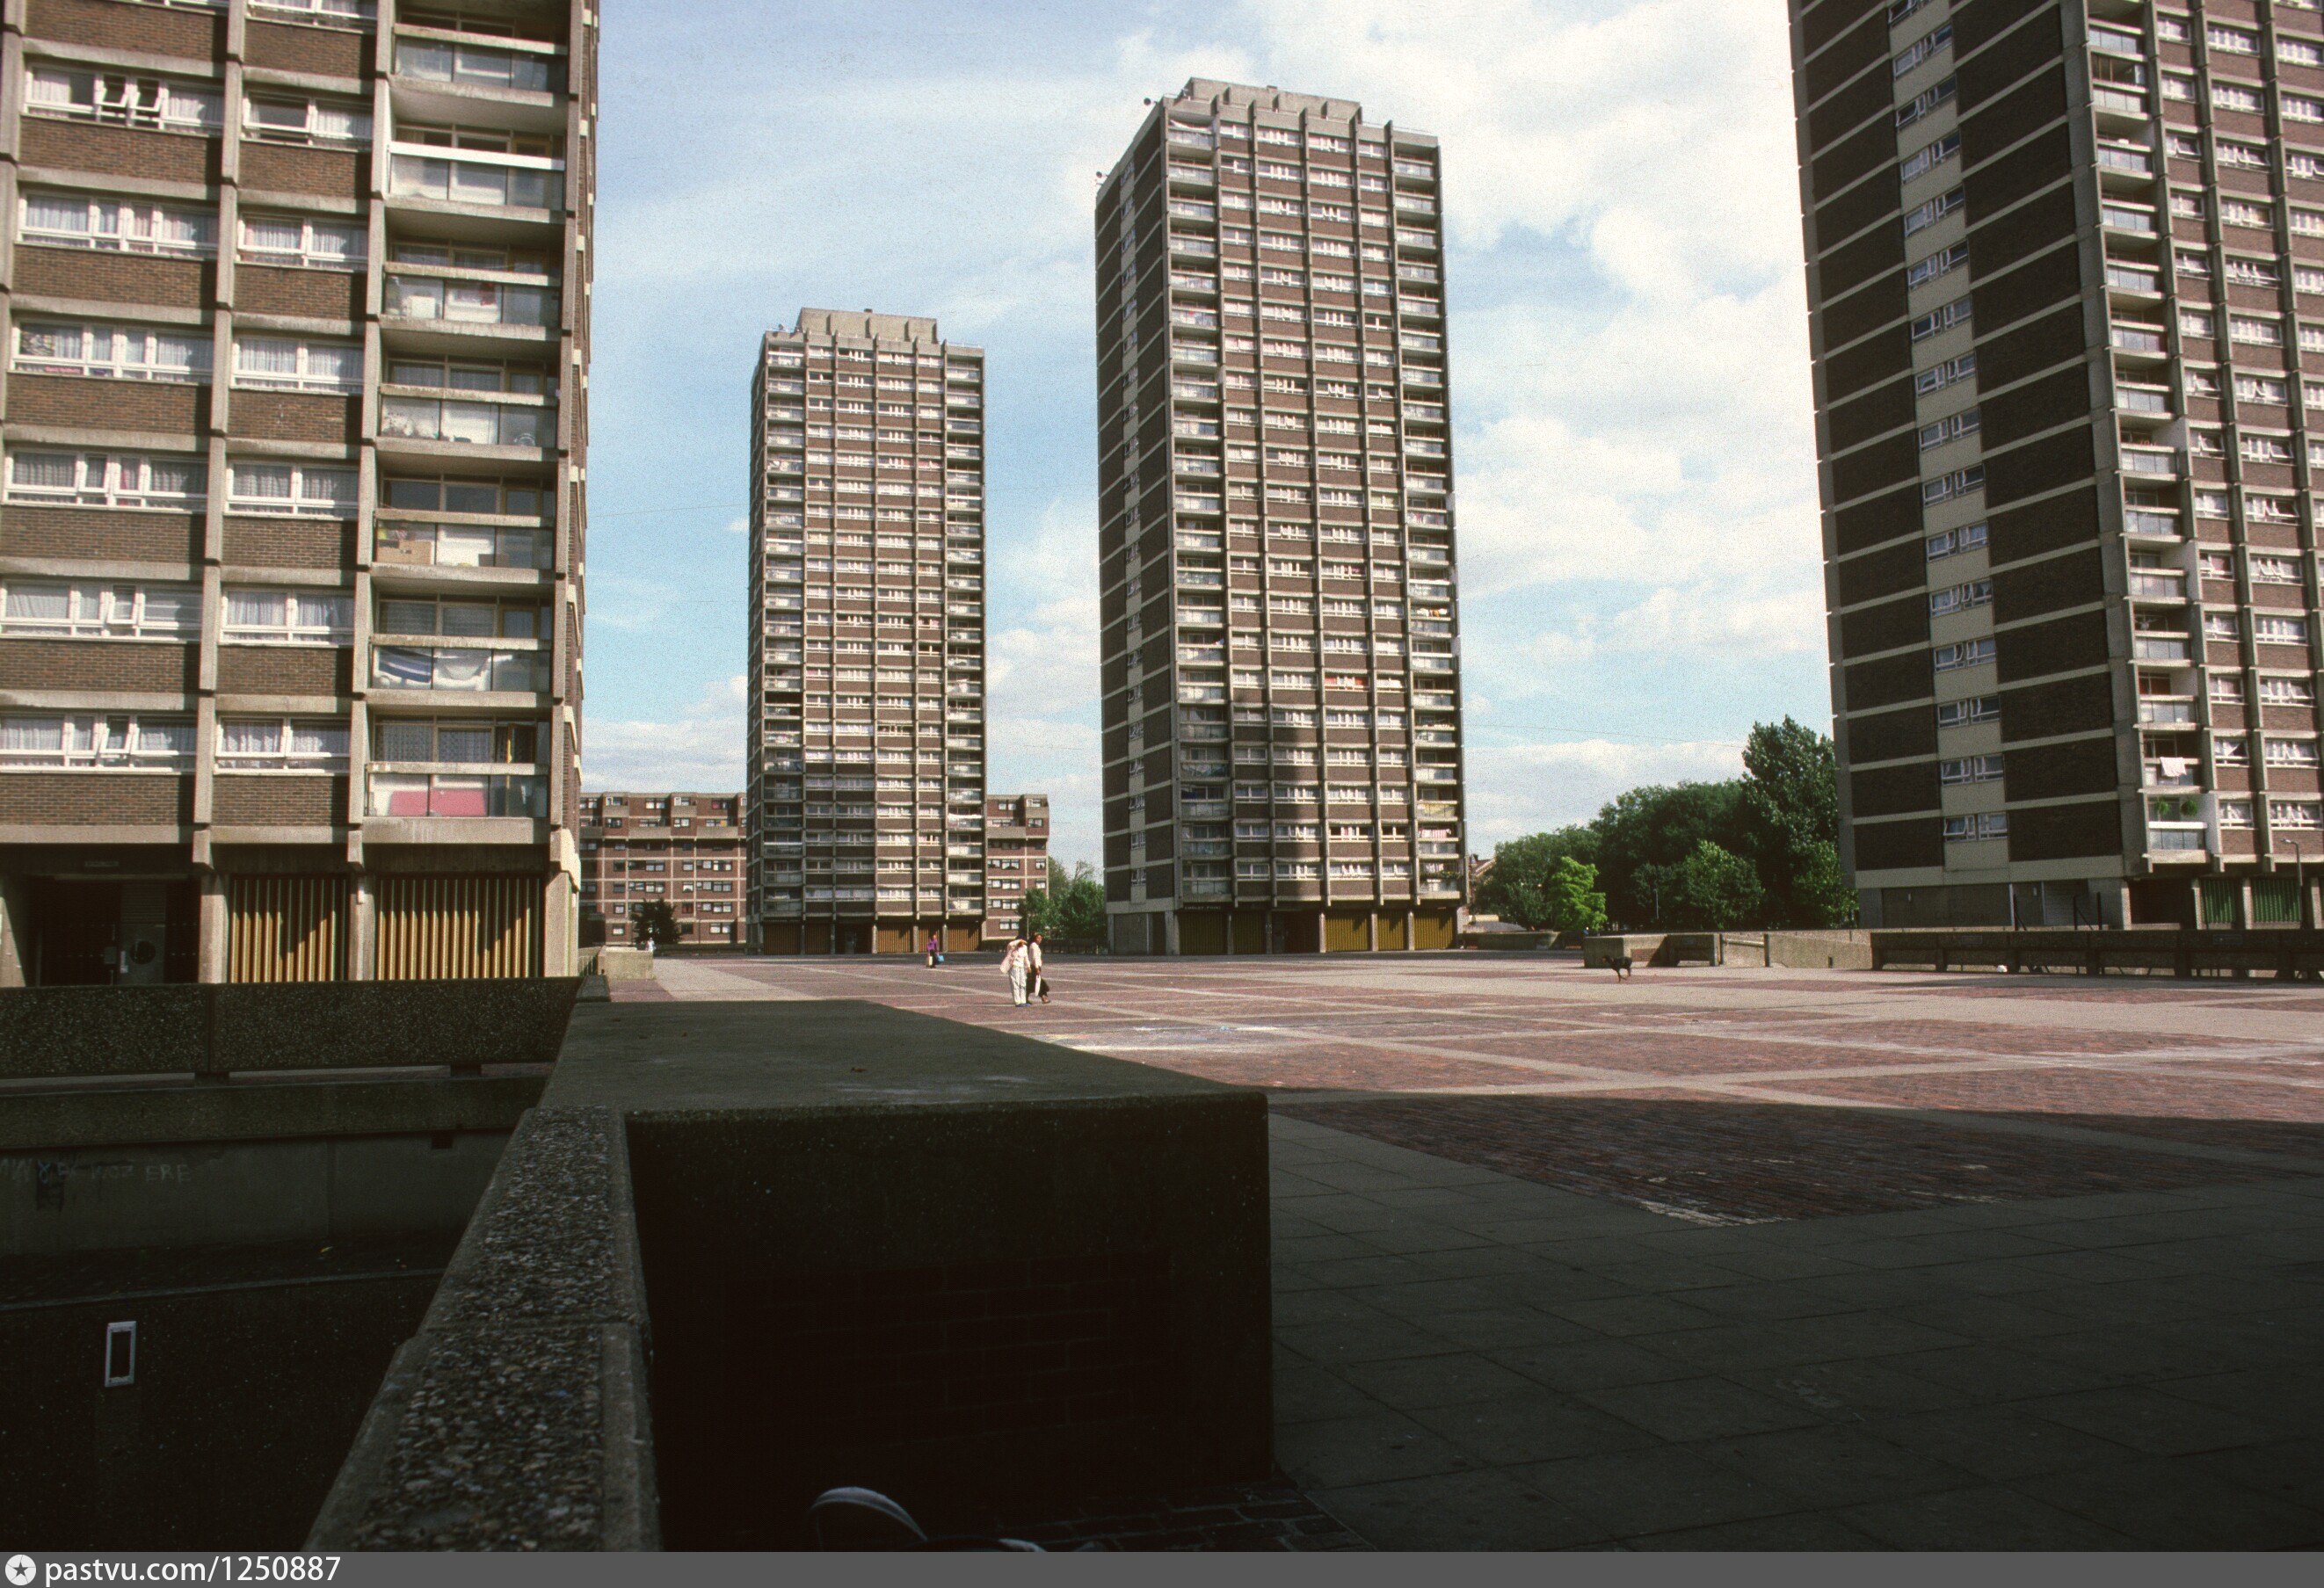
(233, 335, 363, 393)
(227, 460, 358, 516)
(242, 95, 374, 147)
(23, 68, 222, 133)
(4, 450, 205, 509)
(0, 714, 196, 769)
(0, 580, 200, 639)
(12, 320, 211, 382)
(222, 587, 353, 646)
(215, 717, 351, 772)
(18, 191, 216, 257)
(238, 213, 367, 270)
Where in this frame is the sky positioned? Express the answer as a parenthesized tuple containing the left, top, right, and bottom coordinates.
(583, 0, 1830, 872)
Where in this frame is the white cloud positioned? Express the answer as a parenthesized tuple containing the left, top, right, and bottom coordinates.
(584, 674, 746, 792)
(1468, 737, 1747, 847)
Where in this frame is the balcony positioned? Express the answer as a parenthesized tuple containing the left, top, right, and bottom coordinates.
(367, 771, 545, 819)
(2129, 571, 2188, 600)
(2132, 634, 2190, 661)
(374, 521, 551, 570)
(388, 146, 563, 217)
(372, 644, 547, 692)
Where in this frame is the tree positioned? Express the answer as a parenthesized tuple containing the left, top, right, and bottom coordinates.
(628, 899, 685, 950)
(1022, 859, 1106, 949)
(1543, 856, 1609, 935)
(1737, 716, 1855, 927)
(1591, 781, 1749, 927)
(1476, 826, 1599, 929)
(1662, 839, 1766, 930)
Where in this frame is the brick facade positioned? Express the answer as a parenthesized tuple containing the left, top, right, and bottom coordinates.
(0, 639, 197, 695)
(215, 644, 349, 698)
(212, 773, 345, 829)
(0, 772, 190, 828)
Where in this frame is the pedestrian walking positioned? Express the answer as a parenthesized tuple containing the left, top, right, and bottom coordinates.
(1002, 933, 1030, 1007)
(1028, 932, 1050, 1004)
(926, 930, 942, 968)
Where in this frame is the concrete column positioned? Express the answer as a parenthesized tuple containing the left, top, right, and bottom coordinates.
(1163, 909, 1180, 957)
(0, 876, 29, 988)
(348, 874, 377, 982)
(196, 873, 228, 984)
(543, 872, 577, 975)
(1366, 910, 1378, 953)
(1315, 910, 1325, 955)
(1405, 907, 1415, 952)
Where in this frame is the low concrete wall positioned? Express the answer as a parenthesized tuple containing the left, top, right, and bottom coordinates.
(586, 949, 657, 983)
(0, 979, 580, 1083)
(312, 999, 1276, 1551)
(309, 1106, 658, 1551)
(1580, 932, 1722, 968)
(1871, 927, 2324, 977)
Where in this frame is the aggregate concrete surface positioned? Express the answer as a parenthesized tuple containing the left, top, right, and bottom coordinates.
(642, 954, 2324, 1548)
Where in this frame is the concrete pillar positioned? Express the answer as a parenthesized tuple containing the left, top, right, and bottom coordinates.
(348, 874, 377, 981)
(1224, 910, 1236, 954)
(196, 873, 228, 984)
(1405, 907, 1415, 952)
(1163, 909, 1180, 957)
(543, 871, 577, 975)
(1315, 910, 1325, 955)
(1366, 910, 1378, 953)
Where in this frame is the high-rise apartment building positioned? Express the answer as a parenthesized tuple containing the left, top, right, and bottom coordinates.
(0, 0, 594, 984)
(578, 791, 744, 949)
(981, 791, 1048, 943)
(1790, 0, 2324, 931)
(746, 311, 987, 955)
(1094, 79, 1466, 957)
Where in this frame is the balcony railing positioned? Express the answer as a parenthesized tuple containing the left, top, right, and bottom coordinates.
(367, 772, 544, 818)
(374, 521, 551, 569)
(372, 645, 547, 691)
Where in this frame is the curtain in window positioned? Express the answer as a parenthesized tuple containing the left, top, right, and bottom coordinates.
(379, 397, 437, 439)
(1, 718, 64, 756)
(220, 721, 280, 758)
(134, 721, 194, 758)
(9, 453, 77, 491)
(292, 594, 350, 634)
(140, 589, 200, 630)
(311, 105, 370, 143)
(433, 649, 491, 690)
(374, 721, 432, 762)
(236, 339, 300, 380)
(374, 648, 434, 688)
(23, 195, 86, 235)
(292, 723, 348, 760)
(436, 727, 491, 763)
(5, 586, 69, 623)
(305, 344, 360, 388)
(141, 458, 203, 498)
(226, 591, 286, 632)
(441, 402, 498, 444)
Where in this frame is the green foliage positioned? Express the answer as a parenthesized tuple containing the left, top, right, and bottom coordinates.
(1543, 856, 1609, 935)
(1477, 826, 1599, 930)
(1494, 718, 1856, 932)
(628, 899, 684, 949)
(1022, 859, 1106, 948)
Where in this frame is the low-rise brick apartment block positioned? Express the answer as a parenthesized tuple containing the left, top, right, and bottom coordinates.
(745, 310, 989, 956)
(0, 0, 595, 983)
(1095, 80, 1469, 957)
(578, 791, 744, 950)
(1790, 0, 2324, 930)
(981, 791, 1047, 943)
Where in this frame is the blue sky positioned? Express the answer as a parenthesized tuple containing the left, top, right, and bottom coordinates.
(583, 0, 1828, 870)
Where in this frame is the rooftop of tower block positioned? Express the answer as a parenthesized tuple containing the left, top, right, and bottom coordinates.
(1173, 78, 1364, 122)
(784, 309, 946, 344)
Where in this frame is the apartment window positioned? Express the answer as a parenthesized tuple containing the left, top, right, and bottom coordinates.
(2206, 612, 2243, 642)
(1915, 352, 1975, 395)
(217, 718, 349, 772)
(2272, 801, 2323, 830)
(2234, 374, 2288, 405)
(1943, 813, 2008, 841)
(233, 337, 361, 392)
(1919, 409, 1979, 449)
(2218, 799, 2255, 829)
(1921, 467, 1984, 505)
(222, 588, 352, 645)
(381, 394, 549, 447)
(1939, 754, 2004, 785)
(1895, 75, 1957, 130)
(5, 451, 203, 509)
(239, 214, 365, 269)
(228, 461, 355, 516)
(1903, 188, 1964, 238)
(367, 719, 545, 816)
(1899, 133, 1960, 183)
(1936, 696, 1999, 727)
(253, 0, 375, 18)
(2265, 739, 2321, 768)
(2256, 614, 2312, 645)
(1910, 296, 1972, 341)
(394, 37, 556, 93)
(243, 96, 371, 145)
(376, 596, 541, 640)
(18, 192, 214, 256)
(2260, 676, 2318, 706)
(24, 68, 222, 132)
(1893, 21, 1951, 76)
(1929, 578, 1993, 617)
(0, 714, 194, 769)
(2249, 555, 2302, 585)
(13, 322, 209, 382)
(2290, 94, 2324, 126)
(1906, 243, 1968, 290)
(0, 581, 200, 639)
(2230, 315, 2284, 347)
(389, 143, 563, 211)
(2240, 434, 2293, 465)
(1925, 522, 1986, 561)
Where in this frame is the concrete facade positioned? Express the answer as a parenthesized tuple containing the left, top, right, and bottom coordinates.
(745, 311, 988, 956)
(577, 790, 744, 949)
(1789, 0, 2324, 931)
(0, 0, 597, 983)
(1094, 79, 1468, 957)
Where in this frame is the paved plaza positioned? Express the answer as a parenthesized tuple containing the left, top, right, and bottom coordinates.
(629, 954, 2324, 1548)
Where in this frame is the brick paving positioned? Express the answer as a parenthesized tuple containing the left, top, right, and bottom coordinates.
(650, 954, 2324, 1548)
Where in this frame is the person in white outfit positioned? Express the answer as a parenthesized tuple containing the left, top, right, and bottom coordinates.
(1002, 934, 1029, 1007)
